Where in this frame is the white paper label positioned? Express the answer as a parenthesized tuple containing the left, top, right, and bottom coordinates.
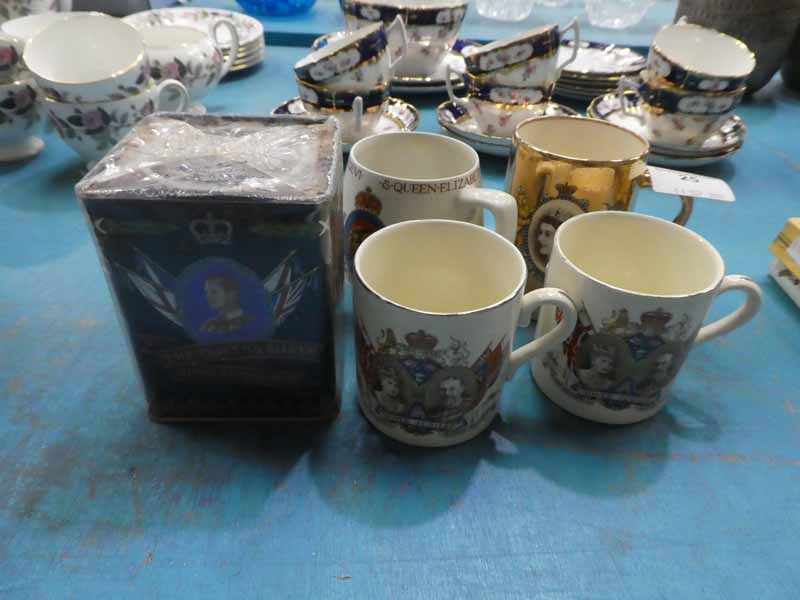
(647, 166, 735, 202)
(789, 238, 800, 265)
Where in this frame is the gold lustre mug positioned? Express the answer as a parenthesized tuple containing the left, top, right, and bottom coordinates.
(505, 115, 694, 290)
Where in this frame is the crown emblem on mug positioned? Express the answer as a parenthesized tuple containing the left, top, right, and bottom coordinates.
(406, 330, 438, 351)
(190, 212, 233, 245)
(355, 187, 382, 214)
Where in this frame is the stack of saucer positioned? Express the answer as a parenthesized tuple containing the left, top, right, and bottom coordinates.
(588, 91, 746, 168)
(123, 7, 266, 74)
(555, 40, 645, 102)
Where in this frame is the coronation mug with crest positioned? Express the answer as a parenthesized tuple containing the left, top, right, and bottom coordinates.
(344, 131, 518, 270)
(532, 211, 762, 425)
(354, 219, 577, 446)
(505, 115, 694, 291)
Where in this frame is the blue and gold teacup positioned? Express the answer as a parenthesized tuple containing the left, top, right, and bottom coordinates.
(294, 19, 406, 93)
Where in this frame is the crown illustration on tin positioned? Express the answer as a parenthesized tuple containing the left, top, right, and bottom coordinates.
(641, 308, 672, 325)
(190, 212, 233, 245)
(405, 330, 438, 351)
(355, 187, 382, 214)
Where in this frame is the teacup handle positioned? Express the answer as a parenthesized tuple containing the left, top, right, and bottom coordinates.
(636, 170, 694, 225)
(456, 187, 518, 243)
(212, 19, 240, 79)
(154, 79, 190, 112)
(618, 76, 644, 120)
(506, 288, 577, 379)
(445, 64, 475, 117)
(352, 95, 364, 132)
(556, 17, 581, 73)
(694, 275, 762, 346)
(386, 15, 408, 68)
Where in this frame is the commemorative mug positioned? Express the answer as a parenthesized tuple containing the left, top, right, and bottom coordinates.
(294, 19, 407, 91)
(532, 211, 762, 425)
(354, 219, 577, 446)
(24, 13, 149, 102)
(344, 131, 518, 269)
(462, 20, 580, 88)
(139, 21, 240, 106)
(505, 115, 694, 290)
(341, 0, 467, 78)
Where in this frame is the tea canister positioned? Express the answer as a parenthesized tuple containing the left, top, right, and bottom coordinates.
(75, 113, 345, 421)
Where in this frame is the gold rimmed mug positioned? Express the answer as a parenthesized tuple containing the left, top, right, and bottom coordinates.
(505, 115, 694, 290)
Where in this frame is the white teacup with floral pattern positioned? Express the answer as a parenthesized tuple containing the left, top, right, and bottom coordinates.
(0, 76, 44, 161)
(619, 73, 745, 147)
(341, 0, 467, 78)
(0, 33, 26, 82)
(24, 13, 149, 103)
(446, 82, 550, 138)
(0, 0, 65, 25)
(139, 23, 239, 109)
(45, 78, 188, 164)
(295, 19, 407, 93)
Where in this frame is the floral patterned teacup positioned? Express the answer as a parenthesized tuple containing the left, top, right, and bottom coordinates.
(24, 13, 149, 103)
(139, 22, 239, 108)
(295, 19, 406, 92)
(0, 33, 26, 82)
(45, 78, 188, 164)
(462, 20, 580, 88)
(619, 74, 746, 147)
(341, 0, 467, 78)
(0, 76, 44, 161)
(0, 0, 64, 25)
(648, 19, 755, 93)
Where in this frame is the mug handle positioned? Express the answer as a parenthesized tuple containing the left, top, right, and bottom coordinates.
(636, 170, 694, 225)
(694, 275, 762, 346)
(155, 79, 190, 112)
(212, 19, 240, 79)
(352, 95, 363, 132)
(506, 288, 577, 379)
(556, 18, 581, 73)
(456, 187, 518, 243)
(386, 15, 408, 68)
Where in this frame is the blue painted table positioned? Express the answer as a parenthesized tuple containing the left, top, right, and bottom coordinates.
(2, 8, 800, 599)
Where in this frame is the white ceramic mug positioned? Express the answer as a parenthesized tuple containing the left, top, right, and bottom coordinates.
(24, 13, 148, 102)
(532, 211, 762, 425)
(139, 21, 239, 106)
(344, 131, 518, 269)
(354, 219, 577, 446)
(45, 78, 189, 163)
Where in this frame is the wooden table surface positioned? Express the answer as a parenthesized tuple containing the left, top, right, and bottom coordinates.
(2, 2, 800, 598)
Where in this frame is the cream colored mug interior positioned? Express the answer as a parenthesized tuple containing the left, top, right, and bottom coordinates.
(515, 116, 649, 162)
(557, 212, 724, 296)
(356, 220, 525, 314)
(351, 132, 478, 180)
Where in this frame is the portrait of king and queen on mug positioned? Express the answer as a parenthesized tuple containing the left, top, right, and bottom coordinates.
(355, 323, 507, 435)
(545, 304, 698, 411)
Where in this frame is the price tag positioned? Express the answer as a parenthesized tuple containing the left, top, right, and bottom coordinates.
(647, 166, 735, 202)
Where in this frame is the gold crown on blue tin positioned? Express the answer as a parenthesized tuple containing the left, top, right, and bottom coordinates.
(191, 212, 233, 245)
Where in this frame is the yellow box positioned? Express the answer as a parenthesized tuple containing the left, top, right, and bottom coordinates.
(769, 218, 800, 280)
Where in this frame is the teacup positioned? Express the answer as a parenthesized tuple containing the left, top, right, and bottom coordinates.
(297, 77, 388, 144)
(341, 0, 467, 78)
(294, 19, 406, 91)
(0, 76, 43, 161)
(619, 74, 746, 147)
(462, 20, 580, 88)
(354, 218, 577, 446)
(45, 78, 188, 163)
(1, 11, 83, 41)
(0, 0, 66, 24)
(139, 22, 240, 107)
(0, 33, 26, 82)
(532, 211, 762, 425)
(446, 76, 551, 137)
(344, 131, 519, 269)
(24, 13, 149, 103)
(648, 20, 755, 93)
(506, 116, 695, 290)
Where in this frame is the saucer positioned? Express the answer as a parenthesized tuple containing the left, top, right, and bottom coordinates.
(436, 99, 578, 157)
(311, 33, 476, 94)
(271, 97, 419, 151)
(0, 136, 44, 162)
(587, 91, 746, 159)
